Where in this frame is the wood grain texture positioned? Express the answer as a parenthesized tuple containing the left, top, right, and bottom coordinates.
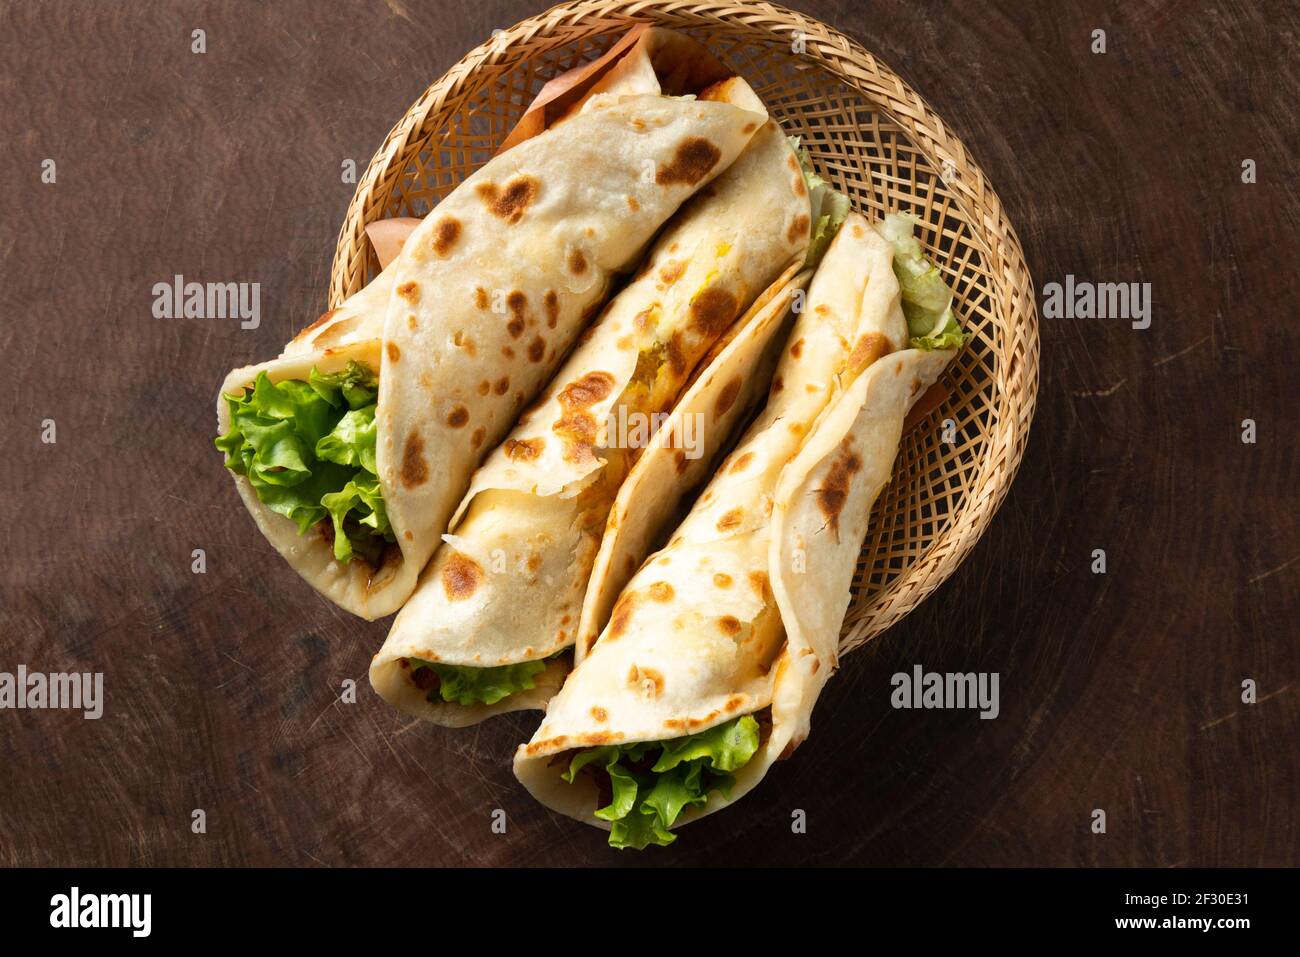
(0, 0, 1294, 867)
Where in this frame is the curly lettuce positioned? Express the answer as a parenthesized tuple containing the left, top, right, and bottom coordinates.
(562, 714, 761, 849)
(215, 361, 394, 564)
(407, 656, 552, 707)
(790, 138, 852, 268)
(875, 212, 970, 351)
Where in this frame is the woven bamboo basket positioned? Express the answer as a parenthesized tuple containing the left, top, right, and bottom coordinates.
(329, 0, 1038, 655)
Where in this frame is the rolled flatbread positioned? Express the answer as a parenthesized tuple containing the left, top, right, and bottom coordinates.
(370, 74, 837, 724)
(514, 212, 964, 848)
(215, 87, 765, 620)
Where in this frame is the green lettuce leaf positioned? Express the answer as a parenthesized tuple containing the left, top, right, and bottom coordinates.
(791, 138, 852, 268)
(910, 314, 968, 351)
(215, 361, 394, 564)
(561, 714, 761, 849)
(874, 212, 970, 351)
(316, 406, 379, 473)
(407, 656, 551, 707)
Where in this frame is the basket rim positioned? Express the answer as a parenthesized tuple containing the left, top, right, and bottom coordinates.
(328, 0, 1040, 654)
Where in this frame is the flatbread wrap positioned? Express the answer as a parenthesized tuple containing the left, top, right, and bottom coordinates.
(370, 73, 851, 724)
(214, 82, 765, 620)
(514, 211, 968, 848)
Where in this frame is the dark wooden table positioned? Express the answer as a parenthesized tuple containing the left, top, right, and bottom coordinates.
(1, 0, 1294, 867)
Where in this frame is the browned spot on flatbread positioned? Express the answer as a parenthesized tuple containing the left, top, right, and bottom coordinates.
(724, 695, 746, 712)
(406, 314, 418, 332)
(743, 121, 758, 134)
(296, 308, 337, 340)
(474, 175, 539, 224)
(627, 665, 664, 699)
(441, 552, 484, 601)
(716, 507, 743, 532)
(506, 290, 529, 338)
(477, 380, 490, 396)
(790, 337, 804, 359)
(555, 412, 597, 462)
(787, 213, 810, 244)
(452, 330, 477, 357)
(673, 449, 688, 474)
(558, 371, 615, 409)
(403, 530, 413, 541)
(665, 710, 720, 732)
(567, 249, 588, 276)
(474, 287, 490, 310)
(713, 572, 733, 588)
(626, 195, 640, 212)
(729, 451, 754, 474)
(658, 260, 686, 286)
(400, 434, 428, 488)
(590, 707, 608, 722)
(494, 377, 510, 396)
(771, 375, 784, 394)
(527, 336, 546, 362)
(504, 437, 544, 461)
(543, 289, 559, 328)
(472, 427, 485, 448)
(523, 736, 566, 756)
(792, 174, 807, 197)
(714, 376, 743, 416)
(852, 223, 866, 239)
(718, 616, 742, 636)
(607, 592, 639, 641)
(432, 216, 461, 256)
(647, 581, 674, 602)
(689, 287, 739, 339)
(849, 332, 891, 374)
(655, 137, 722, 186)
(666, 334, 688, 376)
(397, 281, 420, 303)
(386, 342, 401, 362)
(817, 445, 863, 537)
(447, 406, 469, 428)
(748, 570, 770, 600)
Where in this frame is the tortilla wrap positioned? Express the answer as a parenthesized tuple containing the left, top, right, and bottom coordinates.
(514, 212, 958, 841)
(216, 90, 765, 620)
(371, 77, 817, 725)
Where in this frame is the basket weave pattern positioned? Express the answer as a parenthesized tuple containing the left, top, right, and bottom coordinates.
(329, 0, 1039, 655)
